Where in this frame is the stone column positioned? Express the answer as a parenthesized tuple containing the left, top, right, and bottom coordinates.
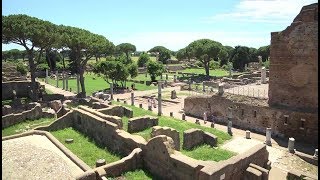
(62, 71, 65, 90)
(202, 82, 205, 92)
(76, 74, 80, 93)
(131, 92, 134, 106)
(173, 75, 177, 82)
(110, 83, 114, 100)
(218, 84, 224, 95)
(158, 81, 162, 116)
(246, 130, 251, 139)
(245, 64, 248, 71)
(314, 149, 318, 157)
(66, 74, 69, 91)
(45, 69, 48, 83)
(229, 68, 232, 77)
(265, 128, 272, 146)
(56, 70, 59, 88)
(227, 120, 233, 135)
(166, 74, 168, 80)
(261, 67, 266, 84)
(189, 78, 192, 90)
(288, 137, 295, 153)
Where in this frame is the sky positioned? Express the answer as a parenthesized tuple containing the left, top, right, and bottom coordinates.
(2, 0, 317, 51)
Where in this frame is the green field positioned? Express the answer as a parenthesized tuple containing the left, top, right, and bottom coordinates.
(2, 117, 55, 137)
(51, 127, 122, 168)
(115, 101, 236, 162)
(41, 73, 159, 95)
(178, 68, 231, 77)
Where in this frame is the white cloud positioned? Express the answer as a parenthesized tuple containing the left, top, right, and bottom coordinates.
(111, 31, 270, 51)
(203, 0, 317, 24)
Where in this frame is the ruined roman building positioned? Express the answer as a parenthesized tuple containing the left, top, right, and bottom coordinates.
(184, 3, 318, 145)
(268, 3, 318, 111)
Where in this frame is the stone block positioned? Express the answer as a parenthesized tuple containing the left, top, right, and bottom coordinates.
(128, 115, 158, 133)
(203, 132, 217, 147)
(245, 166, 262, 180)
(49, 100, 62, 112)
(151, 126, 180, 150)
(249, 163, 269, 180)
(183, 128, 204, 150)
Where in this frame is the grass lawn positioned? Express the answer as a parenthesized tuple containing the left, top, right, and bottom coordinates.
(2, 117, 55, 137)
(51, 127, 122, 168)
(2, 97, 32, 106)
(114, 101, 236, 162)
(110, 169, 154, 180)
(178, 68, 230, 77)
(41, 73, 159, 95)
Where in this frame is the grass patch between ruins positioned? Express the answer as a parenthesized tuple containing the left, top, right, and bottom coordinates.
(51, 127, 122, 168)
(114, 101, 236, 162)
(106, 169, 154, 180)
(41, 73, 159, 95)
(2, 117, 55, 137)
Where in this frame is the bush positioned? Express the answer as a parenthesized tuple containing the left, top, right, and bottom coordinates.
(209, 60, 220, 70)
(263, 59, 270, 69)
(195, 61, 203, 67)
(16, 62, 28, 75)
(137, 53, 150, 67)
(36, 63, 49, 71)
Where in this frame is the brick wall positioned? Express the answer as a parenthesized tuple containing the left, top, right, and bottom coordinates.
(268, 3, 318, 112)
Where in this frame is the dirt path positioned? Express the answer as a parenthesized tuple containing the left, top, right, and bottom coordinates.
(38, 80, 76, 97)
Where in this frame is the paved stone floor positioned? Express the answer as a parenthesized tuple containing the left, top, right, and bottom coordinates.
(2, 135, 84, 179)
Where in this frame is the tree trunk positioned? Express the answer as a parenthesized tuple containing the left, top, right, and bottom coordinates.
(204, 61, 210, 76)
(79, 66, 86, 97)
(27, 50, 38, 101)
(95, 55, 98, 62)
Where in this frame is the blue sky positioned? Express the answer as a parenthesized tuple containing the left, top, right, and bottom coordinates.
(2, 0, 317, 51)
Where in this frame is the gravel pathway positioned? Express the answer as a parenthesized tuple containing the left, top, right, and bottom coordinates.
(2, 135, 83, 180)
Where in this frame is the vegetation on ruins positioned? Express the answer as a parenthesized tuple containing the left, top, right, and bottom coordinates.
(51, 127, 122, 168)
(2, 117, 55, 137)
(116, 102, 235, 162)
(148, 46, 172, 64)
(137, 52, 151, 67)
(146, 60, 165, 82)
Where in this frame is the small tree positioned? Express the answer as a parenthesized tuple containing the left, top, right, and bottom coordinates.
(148, 46, 172, 64)
(147, 61, 164, 82)
(115, 43, 136, 64)
(137, 53, 150, 67)
(128, 63, 138, 79)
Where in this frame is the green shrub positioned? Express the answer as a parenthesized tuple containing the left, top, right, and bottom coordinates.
(36, 63, 49, 71)
(209, 60, 220, 70)
(16, 62, 28, 75)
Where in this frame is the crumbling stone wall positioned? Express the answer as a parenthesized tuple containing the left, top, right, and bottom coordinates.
(2, 81, 40, 100)
(92, 148, 143, 179)
(78, 105, 123, 128)
(183, 128, 217, 150)
(39, 107, 146, 156)
(128, 115, 158, 133)
(97, 105, 133, 118)
(184, 95, 318, 144)
(151, 126, 180, 150)
(268, 3, 318, 112)
(2, 102, 55, 128)
(199, 144, 269, 180)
